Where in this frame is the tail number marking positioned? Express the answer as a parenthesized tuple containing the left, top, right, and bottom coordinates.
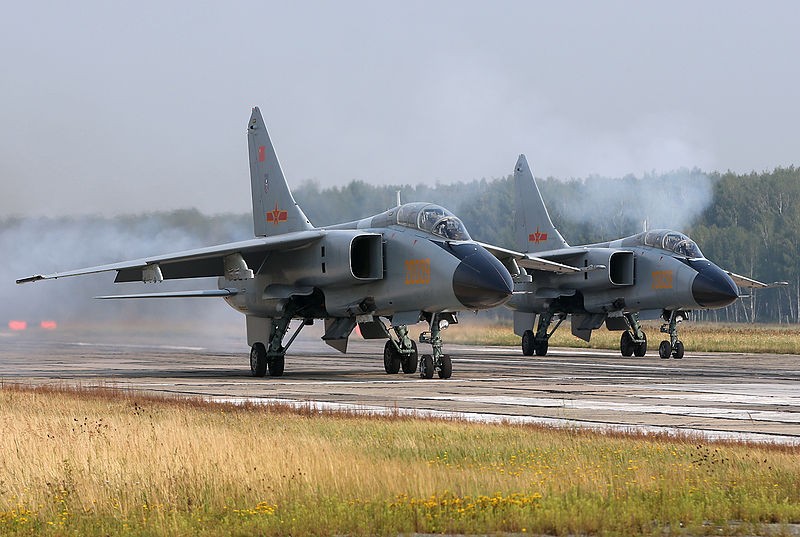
(405, 259, 431, 285)
(652, 270, 673, 289)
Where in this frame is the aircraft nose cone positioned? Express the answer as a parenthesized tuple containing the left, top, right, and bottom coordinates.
(451, 245, 513, 309)
(692, 262, 739, 308)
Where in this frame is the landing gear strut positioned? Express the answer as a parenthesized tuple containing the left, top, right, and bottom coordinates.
(383, 325, 418, 374)
(418, 313, 454, 379)
(250, 310, 307, 377)
(521, 313, 564, 357)
(658, 310, 685, 359)
(619, 313, 647, 357)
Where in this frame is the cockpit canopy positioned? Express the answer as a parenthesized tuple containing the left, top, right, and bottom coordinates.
(396, 202, 471, 241)
(623, 229, 704, 258)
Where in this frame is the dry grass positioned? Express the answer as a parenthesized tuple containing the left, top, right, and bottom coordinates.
(1, 384, 799, 536)
(434, 320, 800, 354)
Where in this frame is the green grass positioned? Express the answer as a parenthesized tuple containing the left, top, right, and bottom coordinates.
(1, 384, 798, 536)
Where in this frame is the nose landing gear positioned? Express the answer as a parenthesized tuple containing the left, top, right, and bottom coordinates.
(418, 313, 455, 379)
(658, 310, 686, 359)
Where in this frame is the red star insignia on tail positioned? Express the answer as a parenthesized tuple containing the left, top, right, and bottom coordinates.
(266, 202, 288, 225)
(528, 227, 548, 244)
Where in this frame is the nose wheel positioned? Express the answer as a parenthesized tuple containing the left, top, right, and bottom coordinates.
(418, 313, 455, 379)
(659, 310, 686, 359)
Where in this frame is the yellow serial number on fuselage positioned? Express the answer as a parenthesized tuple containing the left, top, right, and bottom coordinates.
(652, 270, 674, 289)
(405, 259, 431, 285)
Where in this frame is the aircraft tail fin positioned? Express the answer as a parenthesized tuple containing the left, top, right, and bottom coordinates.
(248, 107, 314, 237)
(513, 154, 569, 253)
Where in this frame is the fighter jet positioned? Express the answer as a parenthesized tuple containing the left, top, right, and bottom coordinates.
(16, 108, 513, 379)
(489, 155, 785, 360)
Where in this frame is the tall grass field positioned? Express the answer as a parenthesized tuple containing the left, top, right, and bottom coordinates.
(436, 320, 800, 354)
(1, 384, 798, 536)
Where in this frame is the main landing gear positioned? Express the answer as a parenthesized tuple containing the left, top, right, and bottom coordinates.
(658, 310, 685, 359)
(619, 313, 647, 357)
(417, 313, 454, 379)
(521, 313, 565, 357)
(383, 325, 418, 375)
(250, 310, 309, 378)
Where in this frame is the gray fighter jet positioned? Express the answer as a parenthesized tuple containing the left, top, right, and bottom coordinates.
(16, 108, 513, 379)
(490, 155, 785, 360)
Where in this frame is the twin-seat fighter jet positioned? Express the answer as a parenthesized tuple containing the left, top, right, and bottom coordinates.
(17, 108, 513, 379)
(491, 155, 785, 359)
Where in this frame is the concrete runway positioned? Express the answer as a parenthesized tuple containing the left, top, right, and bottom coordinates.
(2, 325, 798, 445)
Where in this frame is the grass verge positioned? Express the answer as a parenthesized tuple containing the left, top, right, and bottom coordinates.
(1, 384, 798, 536)
(435, 320, 800, 354)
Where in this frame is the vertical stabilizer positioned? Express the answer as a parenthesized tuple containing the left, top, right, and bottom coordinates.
(513, 154, 569, 253)
(248, 107, 314, 237)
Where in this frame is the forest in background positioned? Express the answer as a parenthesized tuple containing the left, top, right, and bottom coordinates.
(3, 166, 798, 324)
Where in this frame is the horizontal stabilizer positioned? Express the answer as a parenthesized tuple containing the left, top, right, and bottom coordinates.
(94, 289, 237, 300)
(726, 271, 789, 289)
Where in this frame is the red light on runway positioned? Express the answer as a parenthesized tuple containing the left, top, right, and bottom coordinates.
(40, 320, 58, 330)
(9, 321, 27, 331)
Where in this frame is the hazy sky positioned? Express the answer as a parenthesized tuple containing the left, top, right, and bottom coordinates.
(1, 1, 798, 216)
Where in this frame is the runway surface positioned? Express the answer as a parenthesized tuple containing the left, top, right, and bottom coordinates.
(2, 325, 798, 445)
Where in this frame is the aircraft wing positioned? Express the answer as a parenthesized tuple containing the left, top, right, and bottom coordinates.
(17, 230, 325, 284)
(478, 242, 581, 274)
(725, 271, 789, 289)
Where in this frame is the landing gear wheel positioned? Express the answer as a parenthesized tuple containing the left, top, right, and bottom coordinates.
(383, 341, 401, 374)
(521, 330, 535, 356)
(633, 334, 647, 357)
(401, 341, 418, 374)
(420, 354, 434, 379)
(437, 355, 452, 379)
(672, 341, 684, 359)
(658, 340, 671, 359)
(268, 355, 285, 377)
(250, 343, 267, 377)
(620, 332, 634, 357)
(534, 339, 548, 356)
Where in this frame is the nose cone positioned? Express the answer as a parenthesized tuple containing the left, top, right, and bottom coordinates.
(691, 261, 739, 308)
(451, 244, 513, 309)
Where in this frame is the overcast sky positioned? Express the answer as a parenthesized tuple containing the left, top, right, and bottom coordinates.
(1, 1, 798, 217)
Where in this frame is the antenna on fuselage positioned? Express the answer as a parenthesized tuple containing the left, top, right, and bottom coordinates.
(396, 190, 402, 207)
(643, 219, 648, 232)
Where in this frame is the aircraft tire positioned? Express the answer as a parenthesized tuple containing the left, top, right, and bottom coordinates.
(383, 341, 401, 374)
(437, 354, 452, 379)
(634, 334, 647, 357)
(534, 339, 548, 356)
(673, 341, 685, 359)
(658, 340, 671, 359)
(250, 343, 267, 377)
(521, 330, 535, 356)
(401, 341, 418, 374)
(620, 332, 634, 357)
(268, 355, 285, 377)
(420, 354, 434, 379)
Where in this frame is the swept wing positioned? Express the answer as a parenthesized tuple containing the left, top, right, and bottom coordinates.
(17, 230, 325, 284)
(478, 242, 581, 275)
(725, 271, 788, 289)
